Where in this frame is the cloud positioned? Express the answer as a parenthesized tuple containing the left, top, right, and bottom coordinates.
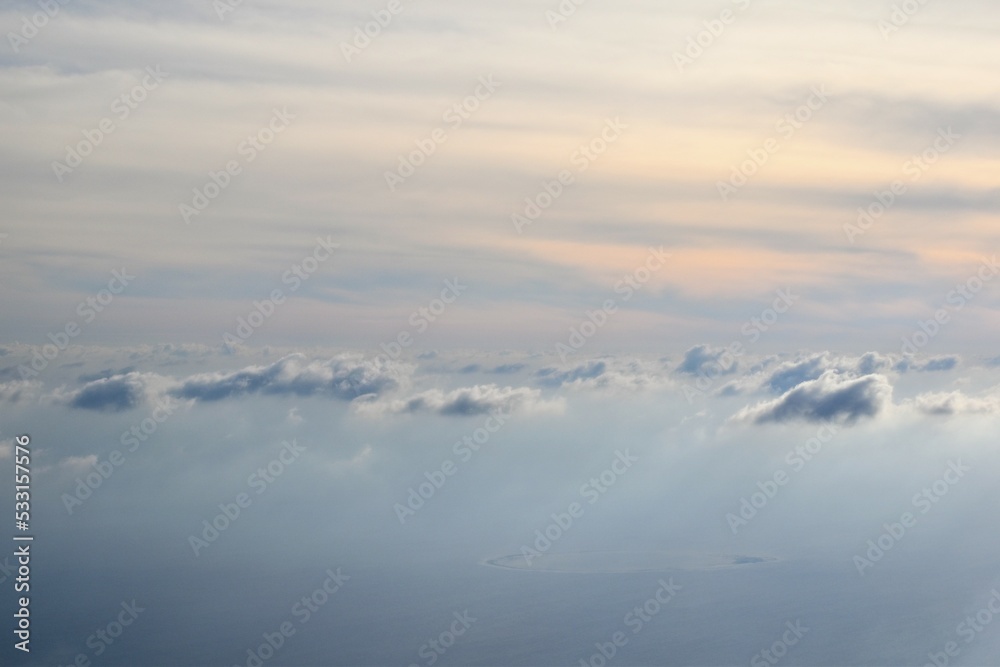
(676, 345, 738, 376)
(60, 455, 99, 472)
(358, 384, 564, 417)
(49, 354, 409, 411)
(490, 363, 527, 374)
(896, 355, 961, 373)
(763, 352, 909, 394)
(535, 359, 672, 393)
(57, 373, 156, 412)
(732, 372, 893, 425)
(853, 352, 896, 375)
(171, 354, 407, 403)
(912, 391, 1000, 416)
(716, 352, 890, 398)
(764, 355, 830, 394)
(537, 361, 607, 387)
(78, 366, 137, 383)
(0, 380, 41, 404)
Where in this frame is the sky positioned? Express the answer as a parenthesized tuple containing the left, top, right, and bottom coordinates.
(1, 1, 1000, 666)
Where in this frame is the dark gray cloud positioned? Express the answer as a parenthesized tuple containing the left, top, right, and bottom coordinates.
(733, 372, 893, 425)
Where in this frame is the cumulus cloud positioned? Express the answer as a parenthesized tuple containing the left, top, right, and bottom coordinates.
(764, 355, 830, 394)
(731, 352, 953, 401)
(358, 384, 564, 417)
(676, 345, 738, 377)
(714, 352, 882, 398)
(58, 372, 153, 412)
(853, 352, 896, 375)
(911, 391, 1000, 416)
(171, 354, 407, 403)
(732, 372, 893, 425)
(48, 354, 409, 411)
